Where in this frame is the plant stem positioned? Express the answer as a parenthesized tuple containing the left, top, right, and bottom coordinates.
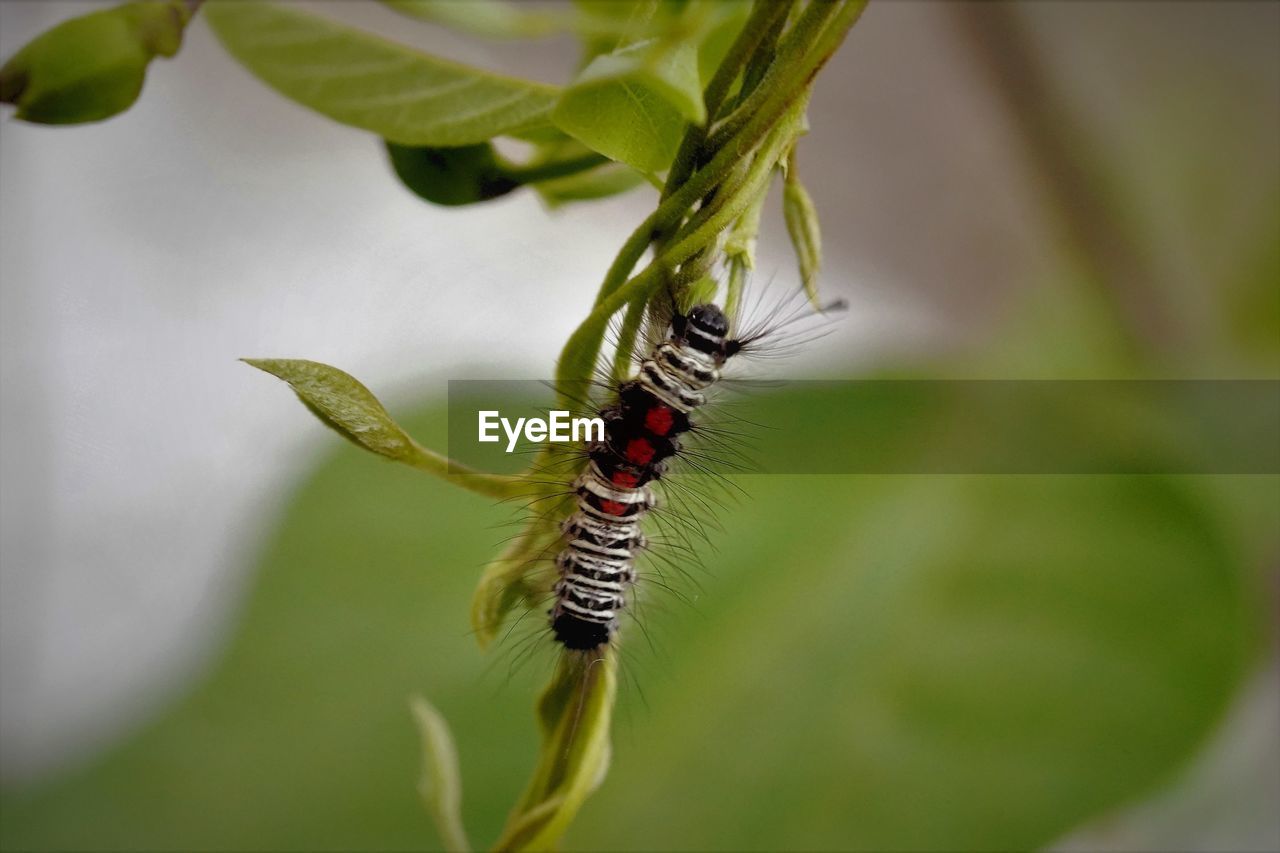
(703, 0, 854, 154)
(661, 0, 797, 202)
(558, 1, 866, 408)
(507, 5, 872, 850)
(502, 151, 610, 184)
(589, 1, 864, 312)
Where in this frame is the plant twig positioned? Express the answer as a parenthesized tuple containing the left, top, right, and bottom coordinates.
(951, 1, 1177, 357)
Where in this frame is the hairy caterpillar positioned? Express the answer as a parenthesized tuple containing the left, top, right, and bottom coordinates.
(551, 303, 742, 650)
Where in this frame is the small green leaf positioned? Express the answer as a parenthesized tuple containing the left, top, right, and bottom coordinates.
(385, 141, 519, 206)
(245, 358, 422, 460)
(410, 696, 470, 853)
(493, 654, 617, 851)
(782, 150, 823, 308)
(203, 2, 559, 146)
(0, 0, 191, 124)
(552, 37, 705, 174)
(243, 358, 520, 499)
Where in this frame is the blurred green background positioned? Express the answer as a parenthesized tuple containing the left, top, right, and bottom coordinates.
(1, 399, 1273, 850)
(1, 1, 1277, 851)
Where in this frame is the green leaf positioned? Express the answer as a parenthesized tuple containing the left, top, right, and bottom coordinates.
(410, 696, 470, 853)
(245, 358, 424, 460)
(0, 0, 191, 124)
(571, 0, 661, 62)
(551, 36, 705, 174)
(243, 358, 519, 499)
(381, 0, 562, 39)
(383, 0, 674, 43)
(203, 2, 559, 146)
(385, 141, 519, 206)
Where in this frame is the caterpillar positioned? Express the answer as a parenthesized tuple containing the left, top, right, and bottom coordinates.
(550, 303, 741, 651)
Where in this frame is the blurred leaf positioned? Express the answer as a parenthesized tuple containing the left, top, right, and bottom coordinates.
(494, 655, 616, 851)
(382, 0, 561, 39)
(385, 0, 708, 45)
(573, 470, 1260, 850)
(533, 161, 648, 209)
(694, 0, 750, 87)
(203, 2, 558, 146)
(552, 36, 705, 174)
(1224, 197, 1280, 371)
(243, 359, 519, 499)
(782, 149, 823, 308)
(410, 696, 470, 853)
(572, 0, 661, 62)
(976, 268, 1143, 377)
(386, 141, 519, 206)
(0, 0, 191, 124)
(385, 138, 623, 208)
(0, 389, 1265, 851)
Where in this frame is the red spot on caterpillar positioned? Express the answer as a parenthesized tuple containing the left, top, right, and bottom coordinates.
(644, 405, 675, 436)
(625, 438, 655, 465)
(612, 469, 640, 488)
(600, 499, 627, 516)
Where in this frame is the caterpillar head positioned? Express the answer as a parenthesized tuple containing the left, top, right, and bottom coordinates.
(672, 303, 738, 361)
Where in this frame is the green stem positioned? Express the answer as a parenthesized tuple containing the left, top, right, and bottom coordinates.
(556, 98, 806, 405)
(661, 0, 797, 202)
(590, 5, 859, 308)
(662, 100, 804, 272)
(501, 151, 610, 184)
(733, 0, 790, 112)
(560, 3, 864, 408)
(705, 0, 864, 155)
(404, 438, 532, 501)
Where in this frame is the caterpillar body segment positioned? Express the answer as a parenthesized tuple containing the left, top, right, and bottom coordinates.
(551, 304, 738, 651)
